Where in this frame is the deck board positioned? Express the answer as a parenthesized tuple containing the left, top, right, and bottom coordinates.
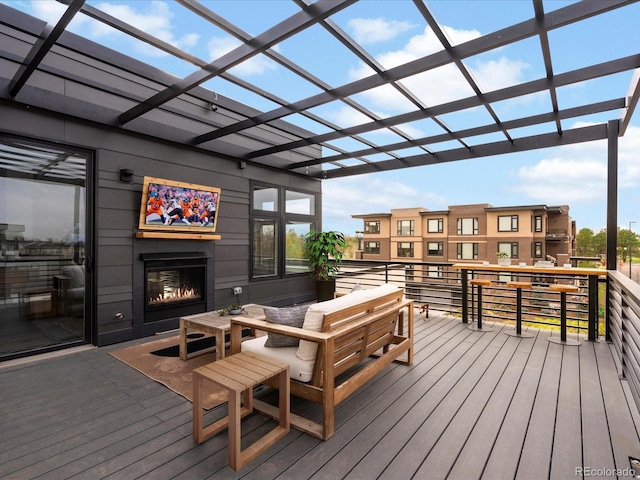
(1, 311, 640, 480)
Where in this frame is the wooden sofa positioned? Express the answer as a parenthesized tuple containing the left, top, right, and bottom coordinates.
(229, 284, 413, 440)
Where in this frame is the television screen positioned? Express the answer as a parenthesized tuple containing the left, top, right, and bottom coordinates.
(138, 176, 221, 233)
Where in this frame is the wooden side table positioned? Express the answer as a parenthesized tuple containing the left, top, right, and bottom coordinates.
(192, 351, 290, 471)
(179, 304, 264, 361)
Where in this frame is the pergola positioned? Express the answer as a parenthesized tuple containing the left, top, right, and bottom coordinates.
(2, 0, 640, 262)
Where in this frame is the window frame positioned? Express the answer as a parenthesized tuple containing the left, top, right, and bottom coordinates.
(427, 218, 443, 233)
(364, 241, 380, 254)
(397, 220, 414, 236)
(397, 241, 414, 258)
(250, 182, 319, 280)
(498, 242, 519, 258)
(457, 242, 478, 260)
(457, 217, 478, 235)
(498, 214, 519, 232)
(427, 241, 443, 256)
(364, 221, 380, 234)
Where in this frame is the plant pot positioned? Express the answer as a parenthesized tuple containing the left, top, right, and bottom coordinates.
(229, 309, 243, 315)
(315, 278, 336, 302)
(498, 258, 511, 266)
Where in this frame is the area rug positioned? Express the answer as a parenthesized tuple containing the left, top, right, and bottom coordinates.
(110, 335, 228, 409)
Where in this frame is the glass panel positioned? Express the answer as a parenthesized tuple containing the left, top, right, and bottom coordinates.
(253, 185, 278, 212)
(285, 190, 315, 215)
(0, 138, 87, 358)
(252, 219, 278, 278)
(285, 221, 312, 274)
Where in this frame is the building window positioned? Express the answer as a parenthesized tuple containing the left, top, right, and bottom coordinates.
(498, 242, 519, 258)
(397, 220, 414, 236)
(397, 242, 414, 257)
(534, 215, 543, 232)
(405, 265, 414, 281)
(251, 183, 318, 279)
(365, 221, 380, 234)
(427, 242, 443, 256)
(457, 217, 478, 235)
(364, 241, 380, 254)
(427, 218, 443, 233)
(534, 241, 543, 258)
(457, 242, 478, 260)
(427, 265, 443, 278)
(498, 215, 518, 232)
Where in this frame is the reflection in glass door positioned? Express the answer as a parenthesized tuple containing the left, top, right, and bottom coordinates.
(0, 137, 89, 359)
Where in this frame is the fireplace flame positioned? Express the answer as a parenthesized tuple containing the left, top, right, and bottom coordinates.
(149, 286, 199, 305)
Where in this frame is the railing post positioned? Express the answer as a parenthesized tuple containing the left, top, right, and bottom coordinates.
(461, 269, 468, 324)
(588, 275, 598, 341)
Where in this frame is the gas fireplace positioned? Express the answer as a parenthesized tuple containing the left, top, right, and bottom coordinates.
(140, 252, 209, 322)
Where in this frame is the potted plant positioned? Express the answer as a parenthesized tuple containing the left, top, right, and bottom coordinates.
(497, 251, 511, 266)
(218, 291, 244, 316)
(305, 230, 346, 302)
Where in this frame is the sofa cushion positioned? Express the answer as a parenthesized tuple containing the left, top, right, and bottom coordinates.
(241, 337, 314, 383)
(296, 284, 401, 361)
(263, 305, 309, 348)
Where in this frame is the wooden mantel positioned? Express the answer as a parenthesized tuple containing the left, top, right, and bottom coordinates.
(135, 231, 221, 240)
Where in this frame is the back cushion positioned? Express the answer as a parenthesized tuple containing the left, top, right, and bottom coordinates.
(296, 284, 400, 361)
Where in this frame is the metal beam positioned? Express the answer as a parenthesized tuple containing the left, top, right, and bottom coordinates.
(118, 0, 356, 126)
(8, 0, 85, 98)
(193, 0, 635, 145)
(316, 124, 609, 179)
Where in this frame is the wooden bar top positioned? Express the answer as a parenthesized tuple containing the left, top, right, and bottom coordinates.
(452, 263, 607, 276)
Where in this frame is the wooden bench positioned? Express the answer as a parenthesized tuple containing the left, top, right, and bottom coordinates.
(229, 285, 413, 440)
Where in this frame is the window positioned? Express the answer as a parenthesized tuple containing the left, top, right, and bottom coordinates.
(457, 243, 478, 259)
(534, 241, 543, 258)
(397, 242, 414, 257)
(534, 215, 543, 232)
(285, 221, 313, 274)
(498, 242, 519, 258)
(427, 242, 443, 256)
(253, 185, 278, 212)
(251, 183, 318, 279)
(427, 265, 443, 278)
(364, 241, 380, 254)
(498, 215, 518, 232)
(253, 219, 278, 278)
(457, 217, 478, 235)
(427, 218, 443, 233)
(405, 265, 414, 281)
(397, 220, 414, 236)
(285, 191, 314, 215)
(365, 221, 380, 234)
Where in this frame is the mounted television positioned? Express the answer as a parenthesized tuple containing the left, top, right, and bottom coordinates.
(138, 176, 221, 233)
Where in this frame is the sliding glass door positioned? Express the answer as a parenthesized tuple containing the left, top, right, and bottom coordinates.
(0, 136, 90, 360)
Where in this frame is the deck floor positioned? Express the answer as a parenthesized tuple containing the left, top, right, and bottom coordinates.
(2, 311, 640, 479)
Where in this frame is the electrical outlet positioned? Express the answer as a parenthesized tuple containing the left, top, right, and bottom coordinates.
(233, 286, 242, 295)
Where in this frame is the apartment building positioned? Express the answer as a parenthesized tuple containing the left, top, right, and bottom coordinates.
(352, 204, 576, 265)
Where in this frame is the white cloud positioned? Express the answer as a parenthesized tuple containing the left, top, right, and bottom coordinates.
(207, 37, 277, 76)
(511, 124, 640, 204)
(322, 175, 448, 232)
(343, 24, 527, 114)
(348, 17, 415, 45)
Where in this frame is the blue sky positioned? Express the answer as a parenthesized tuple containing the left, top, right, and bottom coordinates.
(6, 0, 640, 237)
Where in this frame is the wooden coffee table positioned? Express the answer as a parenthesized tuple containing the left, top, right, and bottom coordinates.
(179, 304, 265, 361)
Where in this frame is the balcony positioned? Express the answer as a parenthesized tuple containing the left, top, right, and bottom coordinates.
(1, 264, 640, 478)
(546, 229, 569, 241)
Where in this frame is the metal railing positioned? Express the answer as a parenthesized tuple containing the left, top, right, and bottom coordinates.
(608, 270, 640, 410)
(335, 260, 605, 338)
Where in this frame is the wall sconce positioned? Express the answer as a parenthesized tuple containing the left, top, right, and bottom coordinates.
(119, 168, 134, 183)
(239, 161, 246, 169)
